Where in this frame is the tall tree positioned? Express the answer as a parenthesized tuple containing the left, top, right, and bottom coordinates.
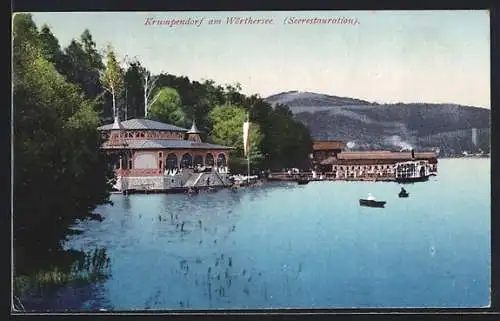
(37, 24, 65, 74)
(13, 13, 112, 273)
(260, 104, 313, 169)
(100, 44, 124, 119)
(142, 69, 161, 117)
(124, 60, 146, 119)
(60, 30, 104, 100)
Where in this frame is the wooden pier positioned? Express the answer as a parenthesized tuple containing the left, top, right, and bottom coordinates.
(268, 172, 399, 182)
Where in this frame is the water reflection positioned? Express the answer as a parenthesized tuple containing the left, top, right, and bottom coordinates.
(18, 247, 113, 312)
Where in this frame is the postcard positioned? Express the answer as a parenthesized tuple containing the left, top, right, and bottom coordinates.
(12, 10, 491, 312)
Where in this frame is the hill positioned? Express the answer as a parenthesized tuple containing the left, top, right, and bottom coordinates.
(264, 91, 491, 156)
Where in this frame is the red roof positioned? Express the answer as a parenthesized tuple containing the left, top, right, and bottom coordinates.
(320, 151, 437, 164)
(312, 140, 346, 151)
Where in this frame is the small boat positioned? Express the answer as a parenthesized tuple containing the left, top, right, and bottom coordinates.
(297, 179, 309, 185)
(359, 199, 386, 208)
(398, 191, 409, 198)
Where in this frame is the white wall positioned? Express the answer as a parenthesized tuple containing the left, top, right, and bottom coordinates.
(134, 152, 157, 169)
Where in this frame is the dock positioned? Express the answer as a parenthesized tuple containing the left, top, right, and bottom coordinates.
(268, 172, 401, 183)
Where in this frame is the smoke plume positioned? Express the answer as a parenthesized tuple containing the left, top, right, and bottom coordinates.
(385, 135, 413, 151)
(346, 141, 356, 149)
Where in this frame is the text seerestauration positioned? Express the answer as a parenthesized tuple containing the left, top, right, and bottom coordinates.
(284, 17, 360, 25)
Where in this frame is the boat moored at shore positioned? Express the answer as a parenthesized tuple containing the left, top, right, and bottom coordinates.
(394, 160, 431, 183)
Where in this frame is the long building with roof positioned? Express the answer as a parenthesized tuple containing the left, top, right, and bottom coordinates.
(317, 149, 438, 180)
(98, 117, 233, 191)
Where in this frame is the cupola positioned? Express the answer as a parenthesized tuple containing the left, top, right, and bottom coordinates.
(186, 119, 202, 142)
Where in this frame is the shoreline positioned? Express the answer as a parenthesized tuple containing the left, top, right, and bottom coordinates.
(116, 175, 436, 194)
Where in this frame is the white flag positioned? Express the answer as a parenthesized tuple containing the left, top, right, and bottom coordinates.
(243, 119, 251, 157)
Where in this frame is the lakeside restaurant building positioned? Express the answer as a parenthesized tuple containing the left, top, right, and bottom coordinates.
(98, 117, 233, 190)
(319, 150, 438, 179)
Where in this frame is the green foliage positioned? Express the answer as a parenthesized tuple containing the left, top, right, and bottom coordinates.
(37, 25, 66, 74)
(13, 14, 113, 277)
(209, 105, 264, 170)
(129, 71, 313, 171)
(59, 30, 105, 101)
(124, 60, 146, 119)
(258, 103, 313, 169)
(148, 87, 186, 127)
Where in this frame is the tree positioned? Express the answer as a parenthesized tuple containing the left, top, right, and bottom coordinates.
(59, 30, 105, 100)
(148, 87, 185, 126)
(209, 104, 264, 171)
(142, 69, 161, 117)
(259, 104, 313, 170)
(124, 60, 146, 119)
(100, 44, 124, 119)
(13, 13, 112, 275)
(37, 25, 65, 74)
(224, 82, 244, 106)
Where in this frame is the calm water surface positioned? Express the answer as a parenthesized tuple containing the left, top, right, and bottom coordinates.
(34, 158, 492, 310)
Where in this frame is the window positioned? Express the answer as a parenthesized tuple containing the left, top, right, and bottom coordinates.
(159, 152, 163, 158)
(128, 159, 132, 169)
(159, 160, 163, 169)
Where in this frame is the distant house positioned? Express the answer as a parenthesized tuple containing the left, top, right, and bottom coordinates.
(311, 140, 346, 166)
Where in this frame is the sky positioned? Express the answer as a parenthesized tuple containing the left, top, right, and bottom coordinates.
(30, 10, 490, 108)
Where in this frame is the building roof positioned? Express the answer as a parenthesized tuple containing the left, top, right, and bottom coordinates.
(98, 118, 189, 132)
(101, 139, 232, 150)
(187, 120, 201, 134)
(320, 151, 437, 164)
(312, 140, 346, 150)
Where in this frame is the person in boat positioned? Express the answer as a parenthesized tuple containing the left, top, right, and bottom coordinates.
(367, 193, 376, 201)
(400, 186, 407, 194)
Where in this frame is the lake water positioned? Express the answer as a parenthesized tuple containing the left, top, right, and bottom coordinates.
(28, 158, 491, 310)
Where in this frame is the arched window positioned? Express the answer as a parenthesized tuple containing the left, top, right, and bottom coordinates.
(217, 153, 226, 167)
(166, 153, 178, 169)
(193, 155, 203, 166)
(205, 153, 215, 166)
(181, 153, 193, 168)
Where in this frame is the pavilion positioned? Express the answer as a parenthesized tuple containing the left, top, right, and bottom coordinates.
(98, 117, 233, 179)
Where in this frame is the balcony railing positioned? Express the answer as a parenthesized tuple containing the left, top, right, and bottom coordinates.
(116, 168, 163, 177)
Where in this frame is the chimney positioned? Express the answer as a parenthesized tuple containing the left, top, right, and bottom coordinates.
(411, 149, 415, 159)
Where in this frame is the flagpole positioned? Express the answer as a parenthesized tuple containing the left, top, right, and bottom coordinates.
(246, 112, 250, 185)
